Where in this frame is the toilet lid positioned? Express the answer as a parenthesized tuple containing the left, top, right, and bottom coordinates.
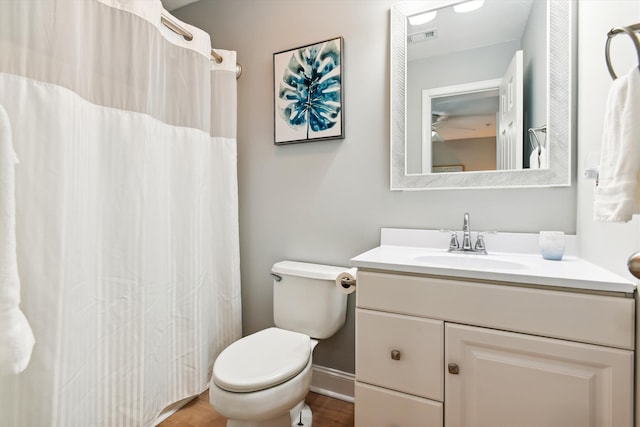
(213, 327, 311, 393)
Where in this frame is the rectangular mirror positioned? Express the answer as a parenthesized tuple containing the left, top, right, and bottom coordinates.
(391, 0, 574, 190)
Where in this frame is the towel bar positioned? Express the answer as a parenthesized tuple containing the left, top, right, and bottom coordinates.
(605, 23, 640, 80)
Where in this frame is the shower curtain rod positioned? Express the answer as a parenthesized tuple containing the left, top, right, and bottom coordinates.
(160, 14, 243, 79)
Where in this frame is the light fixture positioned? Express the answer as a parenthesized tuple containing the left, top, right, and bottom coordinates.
(408, 10, 437, 26)
(453, 0, 484, 13)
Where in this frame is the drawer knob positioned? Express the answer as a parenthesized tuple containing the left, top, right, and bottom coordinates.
(448, 363, 460, 375)
(391, 350, 401, 360)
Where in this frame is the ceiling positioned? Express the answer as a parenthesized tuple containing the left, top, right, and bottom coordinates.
(407, 0, 534, 62)
(432, 90, 499, 141)
(161, 0, 199, 11)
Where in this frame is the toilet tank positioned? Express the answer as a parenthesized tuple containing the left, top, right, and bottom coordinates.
(272, 261, 349, 339)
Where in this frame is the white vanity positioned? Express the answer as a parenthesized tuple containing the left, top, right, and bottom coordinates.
(351, 229, 636, 427)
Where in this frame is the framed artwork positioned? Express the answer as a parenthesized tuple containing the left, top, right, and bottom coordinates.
(273, 37, 344, 145)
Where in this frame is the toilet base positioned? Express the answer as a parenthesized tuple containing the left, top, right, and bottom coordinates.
(290, 403, 312, 427)
(226, 402, 313, 427)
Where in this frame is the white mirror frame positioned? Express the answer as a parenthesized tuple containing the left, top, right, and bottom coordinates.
(390, 0, 575, 190)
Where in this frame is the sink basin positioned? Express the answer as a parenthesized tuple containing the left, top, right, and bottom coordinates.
(412, 254, 527, 270)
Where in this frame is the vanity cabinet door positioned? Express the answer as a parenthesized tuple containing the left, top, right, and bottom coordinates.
(356, 309, 443, 401)
(355, 382, 443, 427)
(445, 323, 634, 427)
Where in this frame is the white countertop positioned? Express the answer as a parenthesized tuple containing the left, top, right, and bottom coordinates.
(350, 229, 636, 294)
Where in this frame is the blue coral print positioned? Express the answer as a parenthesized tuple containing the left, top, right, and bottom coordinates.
(278, 39, 341, 140)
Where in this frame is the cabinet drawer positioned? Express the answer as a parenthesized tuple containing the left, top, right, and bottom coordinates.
(356, 270, 635, 349)
(355, 382, 443, 427)
(356, 308, 443, 400)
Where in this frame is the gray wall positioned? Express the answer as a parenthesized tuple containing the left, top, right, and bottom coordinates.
(175, 0, 576, 374)
(433, 137, 497, 171)
(576, 0, 640, 280)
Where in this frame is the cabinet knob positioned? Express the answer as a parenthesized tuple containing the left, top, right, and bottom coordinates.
(448, 363, 460, 374)
(391, 350, 401, 360)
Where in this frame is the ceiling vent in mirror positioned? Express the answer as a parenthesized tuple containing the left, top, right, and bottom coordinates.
(407, 29, 438, 45)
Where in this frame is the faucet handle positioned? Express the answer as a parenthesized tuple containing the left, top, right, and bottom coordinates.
(474, 231, 496, 254)
(440, 229, 459, 251)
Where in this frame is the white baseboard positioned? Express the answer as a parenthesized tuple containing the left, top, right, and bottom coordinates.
(310, 365, 355, 403)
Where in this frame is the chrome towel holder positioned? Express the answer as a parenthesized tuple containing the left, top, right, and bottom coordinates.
(605, 23, 640, 80)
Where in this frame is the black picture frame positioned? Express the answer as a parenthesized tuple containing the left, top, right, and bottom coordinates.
(273, 37, 344, 145)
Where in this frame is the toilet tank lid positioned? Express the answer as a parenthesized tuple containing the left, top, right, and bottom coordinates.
(272, 261, 350, 281)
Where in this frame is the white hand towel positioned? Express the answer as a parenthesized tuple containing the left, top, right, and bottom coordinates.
(529, 149, 540, 169)
(594, 67, 640, 222)
(538, 144, 548, 169)
(0, 105, 34, 375)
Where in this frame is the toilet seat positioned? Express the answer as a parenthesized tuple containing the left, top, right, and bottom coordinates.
(213, 327, 311, 393)
(209, 353, 314, 424)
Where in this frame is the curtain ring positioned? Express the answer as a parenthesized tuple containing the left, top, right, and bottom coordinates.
(605, 25, 640, 80)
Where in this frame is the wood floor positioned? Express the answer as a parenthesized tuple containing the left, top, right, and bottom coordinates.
(158, 390, 354, 427)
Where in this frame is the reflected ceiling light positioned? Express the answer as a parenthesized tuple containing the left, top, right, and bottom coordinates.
(453, 0, 484, 13)
(408, 10, 437, 26)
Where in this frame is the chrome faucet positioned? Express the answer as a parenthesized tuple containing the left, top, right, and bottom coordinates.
(442, 212, 490, 254)
(461, 212, 472, 250)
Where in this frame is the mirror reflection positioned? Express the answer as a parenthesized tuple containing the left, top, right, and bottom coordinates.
(405, 0, 547, 175)
(424, 80, 501, 173)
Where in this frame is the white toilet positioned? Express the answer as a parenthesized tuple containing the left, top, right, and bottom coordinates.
(209, 260, 350, 427)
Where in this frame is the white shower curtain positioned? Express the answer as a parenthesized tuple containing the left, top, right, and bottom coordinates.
(0, 1, 242, 426)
